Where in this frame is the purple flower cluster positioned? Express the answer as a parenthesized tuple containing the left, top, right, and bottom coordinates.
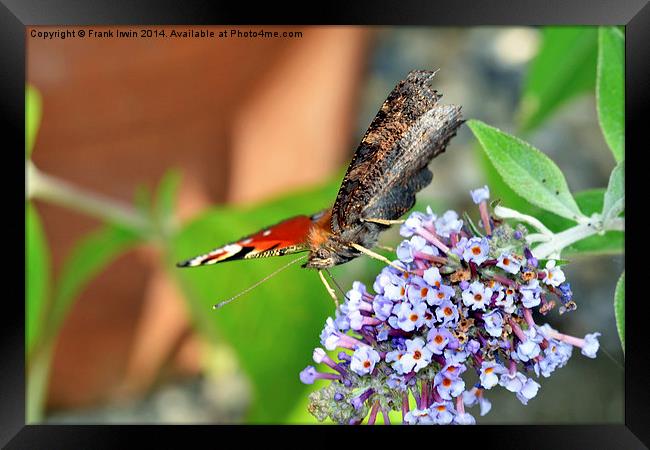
(301, 187, 601, 425)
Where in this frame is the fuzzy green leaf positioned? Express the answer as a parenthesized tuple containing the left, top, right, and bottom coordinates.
(468, 120, 584, 221)
(603, 161, 624, 221)
(597, 27, 625, 162)
(535, 189, 623, 256)
(614, 271, 625, 352)
(475, 143, 543, 218)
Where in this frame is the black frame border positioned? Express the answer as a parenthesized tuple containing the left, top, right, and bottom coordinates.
(3, 0, 648, 448)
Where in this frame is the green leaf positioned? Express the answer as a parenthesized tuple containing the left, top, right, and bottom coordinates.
(475, 144, 544, 218)
(518, 27, 598, 132)
(48, 225, 141, 338)
(602, 161, 624, 221)
(565, 190, 623, 256)
(170, 177, 342, 423)
(535, 189, 623, 256)
(154, 170, 182, 237)
(468, 120, 584, 221)
(614, 271, 625, 352)
(597, 27, 625, 162)
(133, 183, 153, 216)
(155, 170, 181, 222)
(462, 211, 485, 237)
(26, 203, 50, 355)
(564, 231, 623, 256)
(26, 85, 42, 157)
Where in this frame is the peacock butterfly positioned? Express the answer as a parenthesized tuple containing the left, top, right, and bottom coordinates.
(177, 70, 463, 278)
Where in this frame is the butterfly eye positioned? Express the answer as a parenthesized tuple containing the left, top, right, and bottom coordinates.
(317, 248, 331, 260)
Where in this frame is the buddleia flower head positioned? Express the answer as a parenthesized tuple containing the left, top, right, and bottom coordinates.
(300, 187, 600, 425)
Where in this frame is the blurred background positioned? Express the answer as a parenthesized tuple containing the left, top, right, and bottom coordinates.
(26, 25, 623, 424)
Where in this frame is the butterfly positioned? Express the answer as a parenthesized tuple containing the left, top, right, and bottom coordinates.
(177, 69, 463, 300)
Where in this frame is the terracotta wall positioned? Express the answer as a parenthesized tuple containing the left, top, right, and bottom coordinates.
(27, 26, 371, 411)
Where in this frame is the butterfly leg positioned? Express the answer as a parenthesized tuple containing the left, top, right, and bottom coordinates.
(361, 218, 405, 226)
(318, 270, 340, 309)
(375, 244, 395, 252)
(349, 243, 408, 273)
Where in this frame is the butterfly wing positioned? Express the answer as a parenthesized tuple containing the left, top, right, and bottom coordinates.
(177, 211, 327, 267)
(330, 70, 463, 239)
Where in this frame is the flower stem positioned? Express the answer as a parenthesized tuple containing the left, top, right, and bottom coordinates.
(493, 205, 554, 236)
(402, 392, 410, 420)
(479, 202, 492, 235)
(368, 400, 380, 425)
(416, 227, 450, 254)
(531, 222, 601, 259)
(544, 329, 585, 348)
(606, 217, 625, 232)
(27, 161, 149, 233)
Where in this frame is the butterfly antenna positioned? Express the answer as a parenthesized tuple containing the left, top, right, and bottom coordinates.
(324, 268, 349, 301)
(213, 254, 308, 310)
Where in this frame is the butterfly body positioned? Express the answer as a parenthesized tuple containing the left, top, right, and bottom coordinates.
(177, 69, 463, 271)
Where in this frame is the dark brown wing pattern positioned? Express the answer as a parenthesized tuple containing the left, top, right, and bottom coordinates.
(330, 70, 463, 240)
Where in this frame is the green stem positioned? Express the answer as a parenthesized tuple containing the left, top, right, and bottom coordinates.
(25, 161, 152, 422)
(26, 341, 55, 423)
(494, 205, 554, 236)
(531, 217, 624, 259)
(26, 161, 149, 233)
(605, 217, 625, 232)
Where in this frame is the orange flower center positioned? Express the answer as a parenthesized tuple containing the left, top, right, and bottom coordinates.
(485, 367, 494, 374)
(363, 360, 371, 368)
(444, 307, 453, 316)
(503, 257, 510, 265)
(421, 287, 429, 297)
(409, 314, 419, 322)
(472, 246, 481, 255)
(474, 293, 483, 301)
(413, 351, 422, 360)
(434, 335, 444, 344)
